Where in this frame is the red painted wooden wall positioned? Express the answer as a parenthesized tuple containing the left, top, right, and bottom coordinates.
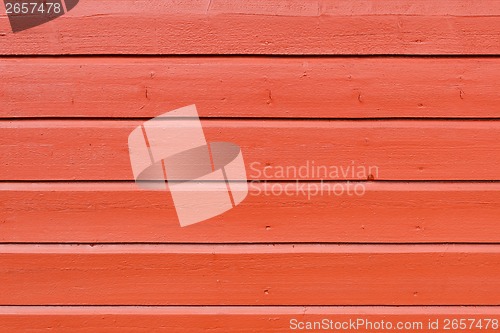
(1, 0, 499, 331)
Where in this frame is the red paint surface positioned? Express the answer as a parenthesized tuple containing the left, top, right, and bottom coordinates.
(0, 0, 499, 331)
(1, 244, 499, 305)
(0, 0, 499, 54)
(1, 58, 498, 118)
(1, 182, 500, 243)
(1, 120, 500, 180)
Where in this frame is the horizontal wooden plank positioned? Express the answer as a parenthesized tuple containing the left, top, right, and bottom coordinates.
(2, 57, 499, 118)
(0, 244, 499, 305)
(1, 120, 500, 180)
(2, 182, 500, 243)
(1, 306, 499, 333)
(0, 0, 499, 55)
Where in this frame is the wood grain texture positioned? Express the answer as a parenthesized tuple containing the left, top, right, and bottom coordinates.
(0, 244, 499, 305)
(1, 120, 500, 180)
(1, 57, 499, 118)
(0, 0, 499, 55)
(2, 182, 500, 243)
(0, 306, 499, 333)
(1, 0, 499, 327)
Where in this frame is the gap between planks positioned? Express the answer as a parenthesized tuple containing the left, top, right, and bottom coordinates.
(0, 306, 499, 315)
(0, 244, 499, 254)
